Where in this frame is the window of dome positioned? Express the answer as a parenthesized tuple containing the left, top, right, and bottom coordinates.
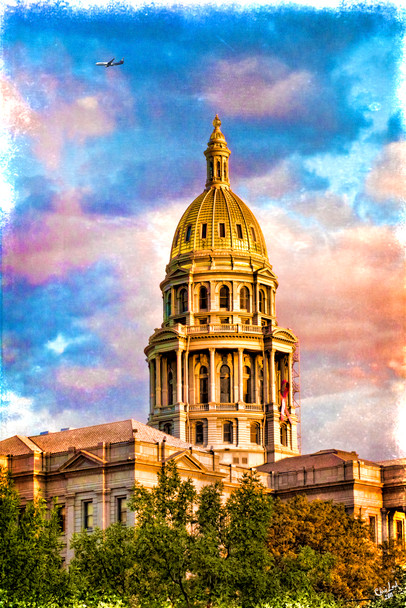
(179, 288, 188, 313)
(223, 420, 233, 443)
(259, 289, 265, 313)
(167, 371, 173, 406)
(174, 230, 179, 247)
(240, 286, 250, 312)
(163, 422, 172, 435)
(199, 286, 208, 310)
(195, 421, 204, 444)
(199, 367, 208, 404)
(185, 225, 192, 242)
(236, 224, 243, 239)
(217, 160, 221, 178)
(201, 223, 207, 239)
(165, 291, 172, 318)
(219, 222, 226, 238)
(220, 366, 231, 403)
(219, 285, 230, 310)
(250, 226, 257, 242)
(243, 365, 251, 403)
(250, 422, 261, 445)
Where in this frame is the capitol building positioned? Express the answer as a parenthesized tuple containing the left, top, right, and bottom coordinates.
(1, 117, 405, 562)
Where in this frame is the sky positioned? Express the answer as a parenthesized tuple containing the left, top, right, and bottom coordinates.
(0, 0, 405, 462)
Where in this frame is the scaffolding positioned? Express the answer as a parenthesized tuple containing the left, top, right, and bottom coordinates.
(292, 341, 301, 453)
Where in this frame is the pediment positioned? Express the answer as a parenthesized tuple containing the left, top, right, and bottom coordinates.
(164, 450, 208, 472)
(166, 267, 190, 280)
(59, 450, 106, 472)
(272, 327, 298, 342)
(150, 328, 183, 342)
(255, 267, 278, 282)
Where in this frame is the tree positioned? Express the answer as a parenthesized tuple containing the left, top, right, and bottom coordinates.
(267, 495, 383, 600)
(0, 466, 67, 604)
(128, 460, 197, 608)
(69, 522, 137, 602)
(224, 471, 274, 607)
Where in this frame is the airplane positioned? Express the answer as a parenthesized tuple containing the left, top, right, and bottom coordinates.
(95, 57, 124, 68)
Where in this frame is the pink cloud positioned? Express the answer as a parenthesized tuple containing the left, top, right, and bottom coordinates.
(365, 141, 406, 202)
(56, 366, 122, 391)
(239, 160, 300, 199)
(203, 56, 329, 122)
(0, 75, 39, 134)
(256, 205, 405, 388)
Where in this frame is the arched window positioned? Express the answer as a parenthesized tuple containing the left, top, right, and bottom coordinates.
(250, 422, 260, 444)
(280, 423, 290, 447)
(209, 159, 214, 179)
(167, 370, 173, 405)
(259, 289, 265, 313)
(240, 286, 250, 311)
(163, 422, 172, 435)
(174, 230, 179, 247)
(217, 159, 221, 178)
(220, 364, 231, 403)
(195, 421, 204, 444)
(165, 291, 172, 318)
(243, 365, 251, 403)
(219, 285, 229, 310)
(179, 288, 188, 313)
(258, 367, 263, 405)
(199, 366, 208, 403)
(223, 420, 233, 443)
(223, 159, 227, 180)
(199, 286, 208, 310)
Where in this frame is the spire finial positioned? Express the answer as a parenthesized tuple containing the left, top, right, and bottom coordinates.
(204, 115, 231, 189)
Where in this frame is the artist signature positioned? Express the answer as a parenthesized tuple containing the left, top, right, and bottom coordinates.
(374, 581, 401, 599)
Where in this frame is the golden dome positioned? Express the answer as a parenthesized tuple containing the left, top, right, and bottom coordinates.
(170, 116, 268, 260)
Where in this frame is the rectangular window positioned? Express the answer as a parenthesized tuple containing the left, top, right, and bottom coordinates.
(185, 224, 192, 242)
(219, 223, 226, 238)
(396, 520, 403, 543)
(199, 317, 208, 324)
(56, 504, 66, 533)
(117, 497, 127, 525)
(369, 516, 377, 542)
(220, 317, 230, 324)
(83, 500, 93, 531)
(236, 224, 243, 239)
(250, 226, 257, 242)
(201, 223, 207, 239)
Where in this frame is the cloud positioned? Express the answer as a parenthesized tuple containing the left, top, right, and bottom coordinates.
(364, 141, 406, 203)
(255, 203, 404, 390)
(56, 366, 122, 390)
(238, 159, 300, 199)
(204, 57, 316, 121)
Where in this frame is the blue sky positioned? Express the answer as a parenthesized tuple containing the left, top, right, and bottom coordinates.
(1, 0, 405, 461)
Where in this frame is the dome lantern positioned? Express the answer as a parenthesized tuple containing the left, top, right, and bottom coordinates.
(204, 114, 231, 189)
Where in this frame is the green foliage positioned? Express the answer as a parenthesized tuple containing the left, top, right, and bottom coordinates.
(267, 495, 382, 600)
(0, 467, 68, 604)
(69, 523, 137, 600)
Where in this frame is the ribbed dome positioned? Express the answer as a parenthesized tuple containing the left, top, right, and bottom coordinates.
(170, 187, 268, 260)
(170, 116, 268, 261)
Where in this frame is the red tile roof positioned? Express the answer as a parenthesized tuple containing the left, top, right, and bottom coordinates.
(0, 419, 195, 456)
(257, 449, 378, 473)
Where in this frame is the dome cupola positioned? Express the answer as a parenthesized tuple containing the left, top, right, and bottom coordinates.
(171, 116, 268, 261)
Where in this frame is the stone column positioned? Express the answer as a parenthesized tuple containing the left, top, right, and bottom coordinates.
(176, 349, 183, 404)
(209, 348, 216, 402)
(270, 349, 276, 403)
(184, 351, 189, 404)
(233, 351, 239, 402)
(263, 351, 269, 406)
(238, 348, 244, 402)
(65, 494, 76, 564)
(155, 354, 162, 408)
(149, 360, 155, 414)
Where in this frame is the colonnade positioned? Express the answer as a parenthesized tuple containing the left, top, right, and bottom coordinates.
(148, 347, 294, 412)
